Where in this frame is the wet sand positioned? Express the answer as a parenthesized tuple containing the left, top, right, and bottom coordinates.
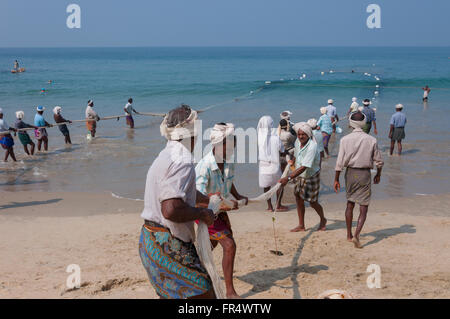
(0, 190, 449, 299)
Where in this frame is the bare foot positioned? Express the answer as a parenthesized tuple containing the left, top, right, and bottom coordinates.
(290, 226, 306, 232)
(276, 205, 289, 212)
(266, 208, 274, 212)
(317, 218, 327, 231)
(352, 237, 363, 249)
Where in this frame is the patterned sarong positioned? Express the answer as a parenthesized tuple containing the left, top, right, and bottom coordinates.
(86, 120, 96, 132)
(294, 171, 321, 203)
(208, 212, 232, 241)
(138, 221, 212, 299)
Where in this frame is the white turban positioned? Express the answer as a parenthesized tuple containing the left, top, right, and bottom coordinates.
(349, 113, 367, 129)
(210, 123, 235, 146)
(307, 118, 318, 129)
(328, 99, 334, 104)
(293, 122, 314, 140)
(16, 111, 24, 119)
(280, 110, 292, 120)
(396, 104, 404, 110)
(320, 107, 328, 115)
(352, 97, 357, 102)
(160, 109, 199, 141)
(363, 100, 371, 106)
(53, 106, 62, 115)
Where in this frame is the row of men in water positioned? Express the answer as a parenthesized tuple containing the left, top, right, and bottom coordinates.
(138, 102, 393, 299)
(0, 98, 139, 162)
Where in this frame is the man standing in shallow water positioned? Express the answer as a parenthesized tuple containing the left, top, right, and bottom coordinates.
(334, 112, 384, 248)
(389, 104, 407, 156)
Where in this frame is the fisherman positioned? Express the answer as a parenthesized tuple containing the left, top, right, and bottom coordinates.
(124, 98, 139, 129)
(326, 99, 339, 133)
(422, 85, 431, 101)
(307, 118, 325, 167)
(347, 97, 359, 116)
(361, 99, 378, 135)
(0, 108, 18, 162)
(15, 111, 37, 156)
(138, 104, 216, 299)
(317, 107, 333, 157)
(13, 60, 19, 71)
(389, 104, 407, 156)
(53, 106, 72, 145)
(257, 116, 286, 212)
(34, 106, 52, 152)
(334, 112, 384, 248)
(195, 123, 248, 299)
(277, 119, 296, 211)
(85, 100, 100, 138)
(279, 122, 327, 232)
(280, 110, 295, 128)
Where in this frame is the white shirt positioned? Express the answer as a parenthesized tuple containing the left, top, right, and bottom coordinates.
(85, 106, 98, 120)
(141, 141, 197, 243)
(0, 118, 10, 134)
(124, 103, 134, 116)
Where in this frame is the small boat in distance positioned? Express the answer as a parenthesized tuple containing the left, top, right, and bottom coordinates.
(11, 68, 26, 73)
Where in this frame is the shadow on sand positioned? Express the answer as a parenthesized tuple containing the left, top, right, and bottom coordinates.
(361, 224, 416, 247)
(0, 198, 62, 211)
(236, 220, 416, 298)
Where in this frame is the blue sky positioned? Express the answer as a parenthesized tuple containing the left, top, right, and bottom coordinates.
(1, 0, 449, 47)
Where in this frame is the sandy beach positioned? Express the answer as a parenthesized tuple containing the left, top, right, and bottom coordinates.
(1, 190, 449, 299)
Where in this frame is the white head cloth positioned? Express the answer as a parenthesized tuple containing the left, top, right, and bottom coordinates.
(280, 110, 293, 120)
(257, 116, 276, 162)
(328, 99, 334, 104)
(396, 104, 404, 110)
(210, 123, 235, 146)
(160, 109, 199, 141)
(293, 122, 316, 143)
(363, 100, 371, 106)
(349, 113, 367, 129)
(352, 97, 357, 102)
(307, 118, 318, 129)
(16, 111, 24, 119)
(53, 106, 62, 115)
(0, 108, 3, 114)
(320, 107, 328, 115)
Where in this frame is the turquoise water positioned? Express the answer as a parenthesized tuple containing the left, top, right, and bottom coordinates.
(1, 47, 449, 203)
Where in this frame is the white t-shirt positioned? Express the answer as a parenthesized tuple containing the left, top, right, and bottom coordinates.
(125, 103, 134, 116)
(326, 105, 337, 119)
(85, 106, 98, 120)
(141, 141, 197, 243)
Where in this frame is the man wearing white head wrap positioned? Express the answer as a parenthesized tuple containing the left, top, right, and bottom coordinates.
(257, 116, 287, 212)
(334, 111, 384, 249)
(195, 122, 248, 299)
(280, 122, 327, 232)
(53, 106, 72, 144)
(14, 111, 37, 156)
(361, 99, 377, 135)
(389, 104, 407, 156)
(85, 100, 100, 138)
(326, 99, 339, 133)
(139, 104, 216, 299)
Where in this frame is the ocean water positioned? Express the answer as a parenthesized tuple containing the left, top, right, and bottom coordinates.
(0, 47, 449, 205)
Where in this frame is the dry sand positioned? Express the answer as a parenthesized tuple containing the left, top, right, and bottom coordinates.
(0, 190, 449, 299)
